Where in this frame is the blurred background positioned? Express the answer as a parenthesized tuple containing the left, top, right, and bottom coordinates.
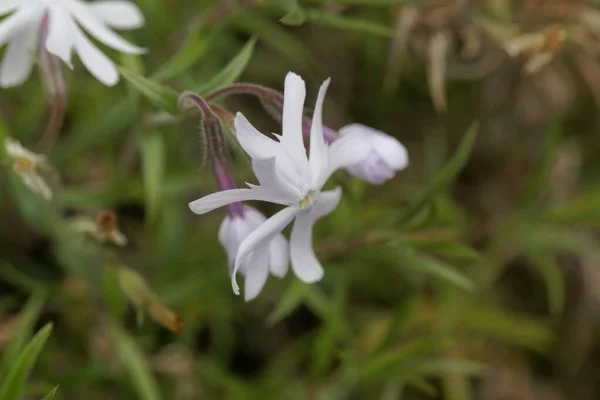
(2, 0, 600, 399)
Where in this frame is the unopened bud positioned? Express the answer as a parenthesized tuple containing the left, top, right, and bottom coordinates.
(117, 267, 183, 333)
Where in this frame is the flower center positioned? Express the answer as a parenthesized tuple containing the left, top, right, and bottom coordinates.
(13, 156, 34, 174)
(96, 210, 118, 236)
(299, 192, 314, 210)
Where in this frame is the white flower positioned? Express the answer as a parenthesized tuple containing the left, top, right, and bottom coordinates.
(0, 0, 145, 87)
(219, 206, 288, 301)
(189, 72, 370, 297)
(339, 124, 409, 185)
(5, 137, 52, 200)
(69, 210, 128, 246)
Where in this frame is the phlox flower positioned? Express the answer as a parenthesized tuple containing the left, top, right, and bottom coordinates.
(190, 72, 370, 298)
(0, 0, 145, 87)
(5, 137, 52, 200)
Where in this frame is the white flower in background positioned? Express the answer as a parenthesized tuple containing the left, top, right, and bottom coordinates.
(190, 72, 370, 298)
(0, 0, 145, 87)
(219, 206, 288, 301)
(340, 124, 409, 185)
(69, 210, 128, 246)
(5, 138, 52, 200)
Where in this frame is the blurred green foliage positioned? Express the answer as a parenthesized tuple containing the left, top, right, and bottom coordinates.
(2, 0, 600, 399)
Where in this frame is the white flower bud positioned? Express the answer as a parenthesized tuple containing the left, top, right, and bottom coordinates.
(339, 124, 409, 185)
(218, 206, 289, 301)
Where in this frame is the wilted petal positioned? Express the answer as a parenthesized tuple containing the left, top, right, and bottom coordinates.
(244, 249, 270, 301)
(428, 30, 449, 113)
(69, 1, 145, 54)
(46, 7, 76, 67)
(0, 27, 36, 87)
(232, 206, 298, 295)
(86, 1, 144, 30)
(189, 187, 286, 215)
(309, 78, 330, 187)
(74, 28, 119, 86)
(110, 230, 128, 247)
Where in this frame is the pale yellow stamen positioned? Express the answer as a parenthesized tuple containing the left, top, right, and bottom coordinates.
(13, 156, 34, 174)
(299, 193, 314, 210)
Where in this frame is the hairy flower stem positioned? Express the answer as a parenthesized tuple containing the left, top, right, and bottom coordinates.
(205, 83, 340, 142)
(179, 92, 243, 217)
(38, 14, 66, 153)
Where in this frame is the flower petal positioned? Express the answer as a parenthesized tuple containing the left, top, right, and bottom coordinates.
(45, 6, 76, 68)
(312, 187, 342, 219)
(326, 130, 372, 178)
(85, 1, 144, 30)
(372, 132, 409, 171)
(243, 249, 270, 301)
(189, 187, 285, 215)
(0, 5, 40, 47)
(74, 28, 119, 86)
(0, 0, 22, 16)
(69, 1, 145, 54)
(252, 158, 302, 202)
(280, 72, 310, 183)
(341, 124, 408, 171)
(269, 233, 289, 278)
(235, 112, 279, 160)
(0, 26, 36, 87)
(309, 78, 330, 188)
(290, 211, 324, 283)
(218, 216, 236, 266)
(232, 206, 297, 295)
(22, 172, 52, 200)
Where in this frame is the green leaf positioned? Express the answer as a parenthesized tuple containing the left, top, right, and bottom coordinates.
(529, 252, 565, 317)
(461, 302, 555, 353)
(394, 247, 475, 291)
(195, 37, 257, 94)
(304, 9, 395, 37)
(2, 294, 45, 371)
(152, 33, 210, 82)
(409, 359, 486, 377)
(399, 123, 479, 224)
(520, 119, 563, 205)
(274, 0, 306, 25)
(141, 131, 165, 224)
(230, 11, 318, 72)
(109, 324, 162, 400)
(41, 386, 59, 400)
(306, 0, 412, 4)
(268, 280, 307, 325)
(117, 67, 179, 114)
(0, 323, 53, 400)
(545, 186, 600, 225)
(354, 336, 451, 381)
